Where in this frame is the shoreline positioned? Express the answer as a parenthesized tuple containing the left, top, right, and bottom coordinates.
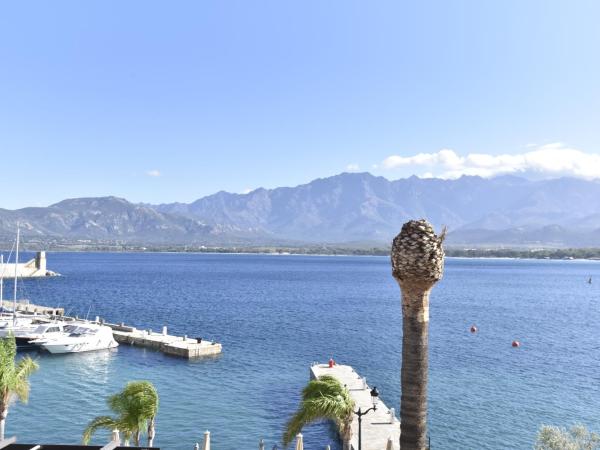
(6, 246, 600, 261)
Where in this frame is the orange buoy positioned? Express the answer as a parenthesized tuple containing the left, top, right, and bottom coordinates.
(512, 340, 520, 348)
(470, 325, 478, 333)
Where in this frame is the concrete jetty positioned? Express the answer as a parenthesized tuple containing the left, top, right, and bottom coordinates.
(1, 299, 64, 316)
(1, 298, 221, 359)
(0, 251, 60, 277)
(310, 363, 400, 450)
(107, 323, 222, 359)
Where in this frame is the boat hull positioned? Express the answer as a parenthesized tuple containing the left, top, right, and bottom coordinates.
(42, 340, 118, 354)
(15, 336, 41, 351)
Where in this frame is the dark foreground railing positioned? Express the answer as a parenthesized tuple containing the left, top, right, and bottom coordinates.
(3, 444, 158, 450)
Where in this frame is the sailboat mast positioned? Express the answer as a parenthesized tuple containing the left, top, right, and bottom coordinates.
(0, 254, 3, 309)
(13, 227, 19, 325)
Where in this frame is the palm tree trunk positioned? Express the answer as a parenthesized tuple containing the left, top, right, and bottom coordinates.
(134, 430, 141, 446)
(0, 406, 7, 441)
(341, 420, 352, 450)
(342, 434, 351, 450)
(148, 417, 155, 447)
(400, 284, 431, 450)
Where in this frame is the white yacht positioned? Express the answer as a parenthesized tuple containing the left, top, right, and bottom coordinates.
(0, 311, 53, 338)
(13, 321, 68, 350)
(31, 322, 118, 354)
(0, 315, 36, 337)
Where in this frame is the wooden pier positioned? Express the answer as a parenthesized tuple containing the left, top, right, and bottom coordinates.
(310, 363, 400, 450)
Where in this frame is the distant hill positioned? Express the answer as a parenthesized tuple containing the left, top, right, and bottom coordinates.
(4, 173, 600, 247)
(0, 197, 261, 245)
(156, 173, 600, 246)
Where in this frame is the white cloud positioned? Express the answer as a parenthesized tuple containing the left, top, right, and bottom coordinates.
(381, 143, 600, 180)
(241, 188, 253, 194)
(146, 170, 161, 177)
(346, 163, 360, 172)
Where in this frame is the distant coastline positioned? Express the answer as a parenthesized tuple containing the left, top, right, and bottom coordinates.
(6, 242, 600, 260)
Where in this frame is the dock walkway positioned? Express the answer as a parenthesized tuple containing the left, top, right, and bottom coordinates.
(310, 363, 399, 450)
(107, 324, 222, 359)
(2, 299, 64, 316)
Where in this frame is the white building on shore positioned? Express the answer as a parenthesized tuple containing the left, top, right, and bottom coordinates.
(0, 251, 59, 278)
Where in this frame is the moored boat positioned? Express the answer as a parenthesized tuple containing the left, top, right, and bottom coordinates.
(31, 322, 118, 354)
(13, 321, 69, 350)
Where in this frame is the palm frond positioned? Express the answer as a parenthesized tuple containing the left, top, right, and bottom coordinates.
(115, 381, 158, 434)
(101, 380, 159, 443)
(283, 408, 315, 446)
(15, 355, 39, 379)
(12, 356, 39, 403)
(0, 338, 17, 390)
(0, 337, 38, 408)
(82, 416, 119, 444)
(283, 376, 354, 447)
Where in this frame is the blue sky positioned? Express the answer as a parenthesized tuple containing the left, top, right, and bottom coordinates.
(1, 1, 599, 208)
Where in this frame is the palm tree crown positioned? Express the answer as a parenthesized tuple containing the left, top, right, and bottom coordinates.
(391, 219, 445, 288)
(283, 375, 355, 448)
(0, 336, 39, 440)
(83, 380, 159, 446)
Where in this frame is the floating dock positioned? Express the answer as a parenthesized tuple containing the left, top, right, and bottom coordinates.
(107, 323, 222, 359)
(310, 363, 400, 450)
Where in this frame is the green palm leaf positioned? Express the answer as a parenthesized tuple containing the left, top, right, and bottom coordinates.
(83, 380, 159, 445)
(283, 376, 354, 447)
(83, 416, 120, 444)
(0, 337, 39, 440)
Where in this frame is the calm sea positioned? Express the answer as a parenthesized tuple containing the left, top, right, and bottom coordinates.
(4, 253, 600, 449)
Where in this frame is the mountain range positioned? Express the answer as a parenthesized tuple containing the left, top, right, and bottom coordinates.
(3, 172, 600, 248)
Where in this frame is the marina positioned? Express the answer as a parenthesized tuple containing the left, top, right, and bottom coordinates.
(311, 363, 400, 450)
(0, 303, 222, 359)
(0, 231, 221, 359)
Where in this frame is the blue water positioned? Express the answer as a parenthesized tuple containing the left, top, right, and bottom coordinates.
(4, 253, 600, 449)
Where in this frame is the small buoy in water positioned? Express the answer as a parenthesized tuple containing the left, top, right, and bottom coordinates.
(512, 340, 520, 348)
(470, 325, 478, 333)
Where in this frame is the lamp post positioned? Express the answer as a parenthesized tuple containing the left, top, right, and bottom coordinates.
(354, 386, 379, 450)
